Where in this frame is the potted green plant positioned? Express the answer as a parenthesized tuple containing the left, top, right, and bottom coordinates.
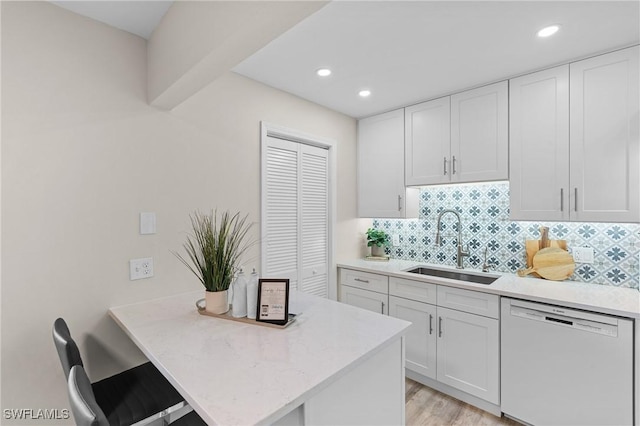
(175, 210, 254, 314)
(366, 228, 389, 257)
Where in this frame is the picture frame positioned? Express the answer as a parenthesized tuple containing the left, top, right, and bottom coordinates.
(256, 279, 289, 325)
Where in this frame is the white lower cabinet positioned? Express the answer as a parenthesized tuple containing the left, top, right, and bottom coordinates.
(339, 269, 499, 407)
(340, 285, 388, 315)
(389, 296, 437, 379)
(387, 276, 499, 406)
(436, 306, 499, 404)
(389, 295, 499, 405)
(339, 269, 389, 315)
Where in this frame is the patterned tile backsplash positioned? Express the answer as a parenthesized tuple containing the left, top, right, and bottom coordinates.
(373, 182, 640, 289)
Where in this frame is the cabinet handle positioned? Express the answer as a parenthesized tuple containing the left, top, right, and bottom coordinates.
(443, 157, 448, 175)
(560, 188, 564, 211)
(452, 156, 457, 175)
(354, 278, 369, 284)
(398, 195, 402, 211)
(381, 301, 385, 314)
(429, 314, 433, 335)
(438, 316, 443, 337)
(574, 188, 578, 212)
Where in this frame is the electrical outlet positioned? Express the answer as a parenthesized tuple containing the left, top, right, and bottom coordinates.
(392, 234, 401, 247)
(572, 247, 594, 264)
(130, 257, 154, 280)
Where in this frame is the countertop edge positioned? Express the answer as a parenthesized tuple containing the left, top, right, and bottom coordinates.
(337, 259, 640, 319)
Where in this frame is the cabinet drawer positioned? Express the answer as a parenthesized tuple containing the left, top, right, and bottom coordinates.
(340, 286, 388, 315)
(340, 268, 388, 294)
(437, 286, 499, 319)
(389, 277, 437, 304)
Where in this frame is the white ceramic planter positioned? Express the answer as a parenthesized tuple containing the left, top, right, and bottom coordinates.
(205, 290, 229, 315)
(371, 245, 385, 257)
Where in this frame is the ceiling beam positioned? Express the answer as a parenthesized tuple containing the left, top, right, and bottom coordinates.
(147, 1, 328, 110)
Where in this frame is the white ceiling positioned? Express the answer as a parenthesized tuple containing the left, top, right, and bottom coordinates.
(51, 1, 173, 40)
(49, 1, 639, 118)
(233, 1, 640, 118)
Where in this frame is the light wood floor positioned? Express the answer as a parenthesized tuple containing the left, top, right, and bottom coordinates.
(406, 378, 522, 426)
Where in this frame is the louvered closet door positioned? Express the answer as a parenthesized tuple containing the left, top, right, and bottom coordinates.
(300, 144, 328, 297)
(263, 137, 299, 290)
(262, 137, 329, 297)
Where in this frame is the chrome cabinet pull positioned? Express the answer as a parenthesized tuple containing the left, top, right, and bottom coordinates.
(574, 188, 578, 212)
(443, 157, 448, 175)
(429, 314, 433, 335)
(354, 278, 369, 283)
(438, 316, 443, 337)
(398, 195, 402, 211)
(381, 301, 385, 314)
(452, 156, 457, 175)
(560, 188, 564, 211)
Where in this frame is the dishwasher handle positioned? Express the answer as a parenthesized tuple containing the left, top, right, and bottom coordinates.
(544, 316, 573, 326)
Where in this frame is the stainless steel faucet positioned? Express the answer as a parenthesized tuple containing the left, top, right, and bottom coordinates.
(434, 209, 469, 269)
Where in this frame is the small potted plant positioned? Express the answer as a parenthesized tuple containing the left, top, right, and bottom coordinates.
(175, 210, 254, 314)
(366, 228, 389, 257)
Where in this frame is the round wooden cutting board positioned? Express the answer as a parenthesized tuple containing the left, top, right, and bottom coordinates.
(517, 247, 575, 281)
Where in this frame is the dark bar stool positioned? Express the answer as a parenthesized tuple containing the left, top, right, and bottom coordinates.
(53, 318, 205, 425)
(68, 365, 207, 426)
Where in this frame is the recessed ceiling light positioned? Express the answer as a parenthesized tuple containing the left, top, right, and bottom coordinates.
(316, 68, 332, 77)
(359, 90, 371, 98)
(537, 25, 560, 38)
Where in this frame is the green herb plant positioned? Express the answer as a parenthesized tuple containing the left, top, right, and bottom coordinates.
(175, 210, 255, 292)
(366, 228, 389, 248)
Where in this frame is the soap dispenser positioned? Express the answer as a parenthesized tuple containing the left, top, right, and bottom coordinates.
(247, 268, 259, 319)
(231, 268, 248, 318)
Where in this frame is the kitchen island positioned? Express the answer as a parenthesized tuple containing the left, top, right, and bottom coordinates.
(109, 290, 410, 425)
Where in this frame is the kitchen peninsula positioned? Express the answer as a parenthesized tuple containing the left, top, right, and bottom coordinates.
(109, 290, 410, 425)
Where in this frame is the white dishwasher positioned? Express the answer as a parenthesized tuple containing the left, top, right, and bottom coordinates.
(501, 298, 633, 426)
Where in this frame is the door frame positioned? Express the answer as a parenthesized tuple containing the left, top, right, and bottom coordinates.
(260, 121, 338, 300)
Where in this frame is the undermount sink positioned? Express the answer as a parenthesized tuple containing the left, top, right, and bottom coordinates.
(405, 267, 499, 285)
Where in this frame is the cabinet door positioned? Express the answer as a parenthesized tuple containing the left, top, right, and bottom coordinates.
(451, 81, 508, 183)
(436, 307, 499, 404)
(405, 97, 451, 185)
(570, 46, 639, 222)
(509, 66, 570, 221)
(389, 296, 437, 380)
(358, 109, 417, 218)
(340, 285, 388, 315)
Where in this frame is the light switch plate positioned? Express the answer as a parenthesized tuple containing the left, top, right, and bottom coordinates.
(572, 247, 594, 264)
(140, 212, 156, 235)
(130, 257, 154, 280)
(392, 234, 401, 247)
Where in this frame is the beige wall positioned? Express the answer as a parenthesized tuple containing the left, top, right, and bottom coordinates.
(1, 2, 361, 423)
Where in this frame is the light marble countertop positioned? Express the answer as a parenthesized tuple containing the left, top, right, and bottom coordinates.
(109, 290, 410, 425)
(338, 258, 640, 319)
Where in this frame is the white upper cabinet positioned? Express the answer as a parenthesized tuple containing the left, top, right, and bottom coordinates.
(569, 46, 639, 223)
(358, 109, 419, 218)
(450, 81, 509, 183)
(510, 46, 639, 223)
(509, 65, 570, 221)
(405, 81, 508, 186)
(405, 97, 451, 185)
